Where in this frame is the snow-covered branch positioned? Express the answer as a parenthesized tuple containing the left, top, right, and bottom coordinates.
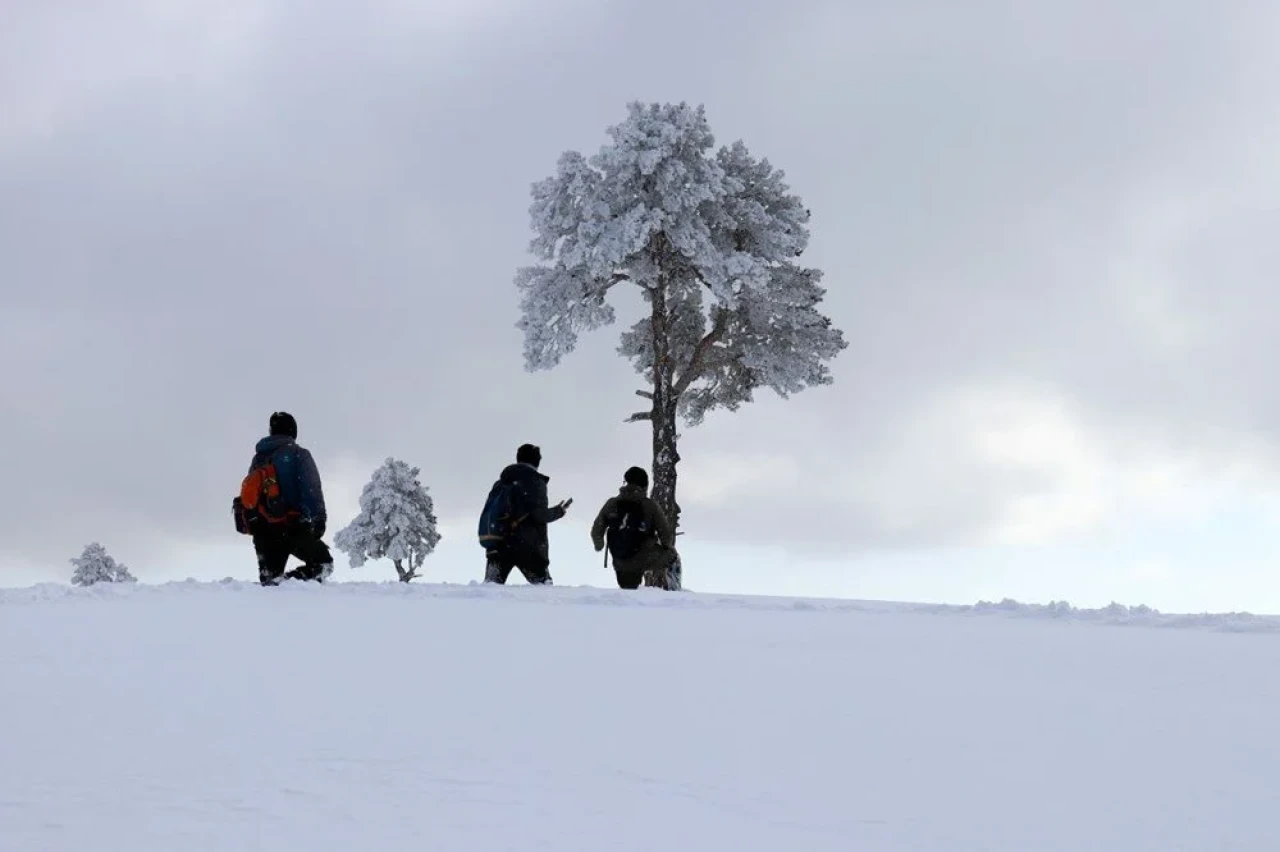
(673, 309, 730, 397)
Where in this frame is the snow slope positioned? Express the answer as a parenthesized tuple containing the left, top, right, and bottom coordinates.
(2, 580, 1278, 850)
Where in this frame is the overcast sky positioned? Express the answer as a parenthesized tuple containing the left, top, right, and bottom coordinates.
(2, 0, 1278, 613)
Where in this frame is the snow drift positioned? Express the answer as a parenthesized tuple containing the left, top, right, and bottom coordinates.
(2, 580, 1277, 850)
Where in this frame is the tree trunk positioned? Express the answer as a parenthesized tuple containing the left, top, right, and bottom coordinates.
(651, 398, 680, 527)
(648, 256, 681, 536)
(393, 558, 415, 583)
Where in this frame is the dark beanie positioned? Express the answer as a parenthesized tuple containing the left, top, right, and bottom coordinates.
(516, 443, 542, 467)
(624, 466, 649, 488)
(269, 411, 298, 439)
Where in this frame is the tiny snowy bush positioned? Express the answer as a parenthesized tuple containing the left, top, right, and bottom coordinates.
(70, 542, 137, 586)
(334, 458, 442, 583)
(514, 101, 847, 535)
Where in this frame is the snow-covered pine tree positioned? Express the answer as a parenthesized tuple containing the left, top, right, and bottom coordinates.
(69, 542, 137, 586)
(333, 457, 442, 583)
(515, 101, 847, 534)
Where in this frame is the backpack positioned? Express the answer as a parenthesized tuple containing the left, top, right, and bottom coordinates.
(233, 452, 297, 535)
(605, 497, 652, 563)
(477, 480, 526, 550)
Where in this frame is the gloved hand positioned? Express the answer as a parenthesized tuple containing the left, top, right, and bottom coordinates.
(311, 519, 326, 539)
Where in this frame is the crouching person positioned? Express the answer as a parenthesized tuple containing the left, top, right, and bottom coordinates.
(233, 411, 334, 585)
(591, 466, 678, 589)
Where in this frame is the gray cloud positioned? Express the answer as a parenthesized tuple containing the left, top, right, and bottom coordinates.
(1, 0, 1276, 578)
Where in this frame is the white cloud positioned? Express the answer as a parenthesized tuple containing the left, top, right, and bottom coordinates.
(0, 1, 270, 147)
(678, 452, 804, 506)
(909, 381, 1269, 547)
(1, 0, 1279, 590)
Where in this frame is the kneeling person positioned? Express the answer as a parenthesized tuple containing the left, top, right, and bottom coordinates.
(591, 466, 677, 589)
(233, 411, 334, 585)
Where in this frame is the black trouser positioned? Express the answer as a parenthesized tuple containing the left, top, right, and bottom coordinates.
(253, 526, 333, 586)
(615, 567, 643, 589)
(608, 546, 678, 590)
(484, 549, 552, 585)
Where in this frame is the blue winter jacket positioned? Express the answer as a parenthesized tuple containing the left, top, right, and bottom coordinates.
(250, 435, 326, 528)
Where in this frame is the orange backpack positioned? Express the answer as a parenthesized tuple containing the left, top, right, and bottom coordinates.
(233, 456, 299, 534)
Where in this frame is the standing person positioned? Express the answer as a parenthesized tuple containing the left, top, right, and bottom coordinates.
(233, 411, 334, 586)
(590, 466, 678, 590)
(478, 443, 572, 585)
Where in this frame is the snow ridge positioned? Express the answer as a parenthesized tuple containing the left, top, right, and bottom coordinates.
(2, 580, 1276, 634)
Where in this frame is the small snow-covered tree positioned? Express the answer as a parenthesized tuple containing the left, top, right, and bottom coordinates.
(515, 101, 847, 532)
(70, 542, 136, 586)
(334, 457, 442, 583)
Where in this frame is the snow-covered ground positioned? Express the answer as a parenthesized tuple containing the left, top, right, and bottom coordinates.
(3, 580, 1278, 850)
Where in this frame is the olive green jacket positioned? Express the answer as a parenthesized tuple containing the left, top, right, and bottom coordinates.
(590, 484, 676, 572)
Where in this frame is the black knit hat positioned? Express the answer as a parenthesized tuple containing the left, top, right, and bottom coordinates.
(269, 411, 298, 439)
(516, 443, 542, 467)
(624, 466, 649, 488)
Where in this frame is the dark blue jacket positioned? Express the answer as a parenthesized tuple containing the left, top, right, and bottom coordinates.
(500, 462, 565, 557)
(250, 435, 326, 527)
